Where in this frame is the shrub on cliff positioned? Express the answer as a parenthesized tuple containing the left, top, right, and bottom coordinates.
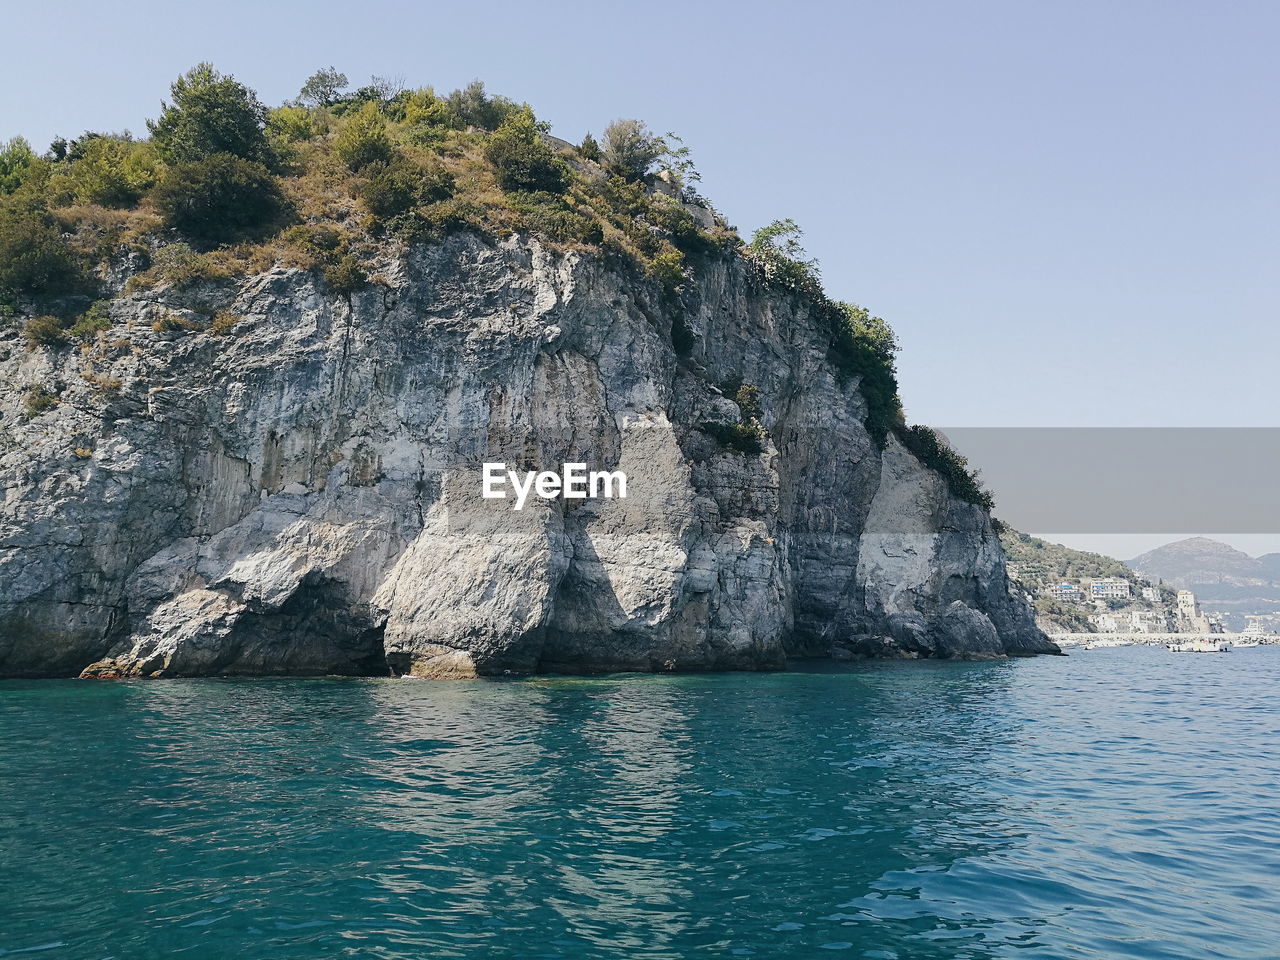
(702, 382, 766, 455)
(402, 196, 486, 242)
(897, 424, 994, 510)
(334, 103, 395, 171)
(647, 196, 716, 258)
(505, 191, 602, 245)
(830, 301, 903, 441)
(358, 157, 454, 220)
(49, 136, 160, 208)
(21, 384, 59, 419)
(148, 63, 275, 167)
(125, 242, 230, 290)
(69, 301, 112, 341)
(323, 255, 367, 296)
(732, 383, 762, 421)
(22, 314, 71, 349)
(646, 250, 685, 291)
(152, 154, 286, 247)
(0, 200, 87, 296)
(484, 110, 568, 194)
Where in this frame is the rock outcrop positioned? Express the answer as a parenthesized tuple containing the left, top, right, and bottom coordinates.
(0, 231, 1056, 678)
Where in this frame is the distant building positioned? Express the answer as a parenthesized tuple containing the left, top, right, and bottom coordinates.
(1052, 582, 1084, 602)
(1090, 577, 1131, 600)
(1127, 610, 1166, 633)
(1176, 589, 1213, 633)
(1141, 586, 1161, 602)
(1089, 613, 1121, 633)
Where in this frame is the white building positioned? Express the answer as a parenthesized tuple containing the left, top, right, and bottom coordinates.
(1176, 590, 1214, 633)
(1051, 582, 1084, 602)
(1090, 577, 1131, 600)
(1127, 610, 1166, 633)
(1141, 586, 1160, 602)
(1089, 613, 1121, 633)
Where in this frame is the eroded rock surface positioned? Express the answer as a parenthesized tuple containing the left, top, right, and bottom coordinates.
(0, 232, 1056, 677)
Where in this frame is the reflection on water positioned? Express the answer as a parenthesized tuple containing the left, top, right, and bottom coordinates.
(2, 649, 1279, 958)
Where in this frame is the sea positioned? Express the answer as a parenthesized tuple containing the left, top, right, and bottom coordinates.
(2, 645, 1277, 959)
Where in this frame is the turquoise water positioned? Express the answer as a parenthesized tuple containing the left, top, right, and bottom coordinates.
(2, 648, 1278, 959)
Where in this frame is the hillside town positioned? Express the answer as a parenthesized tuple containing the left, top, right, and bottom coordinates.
(1013, 573, 1225, 634)
(998, 530, 1232, 634)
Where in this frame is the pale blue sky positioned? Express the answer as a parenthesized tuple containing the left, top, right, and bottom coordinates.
(4, 0, 1277, 555)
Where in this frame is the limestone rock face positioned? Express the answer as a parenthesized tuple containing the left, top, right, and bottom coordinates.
(0, 233, 1056, 678)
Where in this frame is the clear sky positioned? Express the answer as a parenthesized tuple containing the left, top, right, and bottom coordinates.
(4, 0, 1277, 557)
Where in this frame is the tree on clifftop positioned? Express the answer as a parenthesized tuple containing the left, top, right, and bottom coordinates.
(601, 119, 662, 181)
(298, 67, 348, 107)
(148, 63, 274, 167)
(484, 109, 567, 193)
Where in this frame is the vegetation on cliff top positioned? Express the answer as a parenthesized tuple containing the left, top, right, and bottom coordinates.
(0, 64, 992, 507)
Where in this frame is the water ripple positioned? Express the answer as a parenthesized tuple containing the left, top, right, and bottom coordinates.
(2, 650, 1279, 957)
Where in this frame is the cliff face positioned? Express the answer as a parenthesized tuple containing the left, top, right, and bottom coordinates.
(0, 232, 1055, 678)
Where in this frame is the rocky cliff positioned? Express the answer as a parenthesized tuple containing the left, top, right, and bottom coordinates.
(0, 230, 1055, 678)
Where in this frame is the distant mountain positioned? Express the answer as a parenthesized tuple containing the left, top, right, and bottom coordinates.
(1129, 537, 1275, 589)
(1128, 537, 1280, 626)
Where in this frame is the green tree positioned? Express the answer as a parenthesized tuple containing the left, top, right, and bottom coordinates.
(445, 81, 521, 131)
(747, 219, 822, 294)
(148, 63, 274, 166)
(838, 302, 897, 366)
(0, 137, 37, 193)
(602, 119, 661, 180)
(298, 67, 348, 107)
(656, 131, 700, 191)
(151, 154, 285, 247)
(52, 136, 159, 207)
(579, 132, 600, 162)
(334, 102, 395, 171)
(484, 109, 568, 193)
(266, 106, 317, 144)
(749, 218, 814, 268)
(401, 88, 451, 128)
